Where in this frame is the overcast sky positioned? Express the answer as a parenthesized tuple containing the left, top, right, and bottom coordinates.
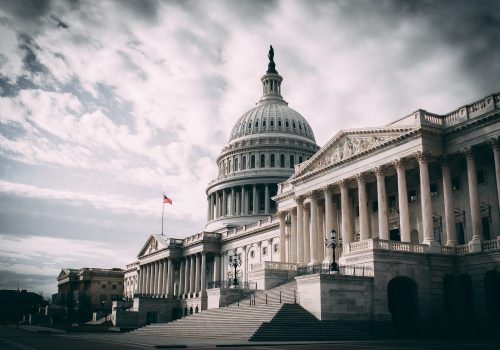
(0, 0, 499, 296)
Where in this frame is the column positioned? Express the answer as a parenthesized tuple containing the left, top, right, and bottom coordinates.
(374, 167, 389, 240)
(145, 264, 151, 295)
(303, 205, 311, 263)
(158, 259, 164, 296)
(441, 158, 457, 246)
(152, 262, 158, 295)
(296, 197, 304, 264)
(268, 239, 274, 262)
(394, 160, 411, 242)
(356, 174, 370, 241)
(490, 138, 500, 213)
(195, 253, 201, 293)
(264, 184, 270, 214)
(215, 191, 220, 219)
(340, 180, 353, 246)
(279, 212, 286, 262)
(189, 255, 195, 294)
(417, 152, 435, 243)
(210, 194, 215, 220)
(317, 203, 325, 262)
(290, 208, 297, 263)
(138, 266, 144, 294)
(201, 253, 206, 293)
(214, 254, 221, 282)
(222, 190, 227, 217)
(184, 257, 190, 295)
(235, 190, 241, 215)
(179, 259, 185, 295)
(309, 194, 319, 265)
(242, 186, 247, 215)
(463, 147, 483, 241)
(324, 187, 334, 263)
(253, 184, 258, 214)
(230, 188, 235, 216)
(207, 197, 211, 221)
(167, 259, 173, 296)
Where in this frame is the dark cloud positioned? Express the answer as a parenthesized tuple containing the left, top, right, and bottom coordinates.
(0, 0, 52, 21)
(0, 270, 56, 294)
(120, 0, 160, 23)
(18, 33, 49, 74)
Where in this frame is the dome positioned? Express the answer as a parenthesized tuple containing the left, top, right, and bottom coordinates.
(229, 101, 316, 143)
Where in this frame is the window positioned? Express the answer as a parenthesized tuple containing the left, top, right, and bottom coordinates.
(263, 120, 266, 127)
(234, 158, 239, 171)
(430, 183, 438, 196)
(255, 121, 259, 128)
(270, 154, 275, 167)
(388, 195, 397, 208)
(270, 120, 274, 127)
(372, 201, 378, 212)
(408, 190, 417, 202)
(299, 123, 302, 130)
(274, 244, 279, 253)
(112, 285, 117, 290)
(248, 122, 251, 129)
(228, 159, 232, 173)
(260, 154, 265, 168)
(250, 155, 256, 168)
(477, 169, 485, 184)
(289, 155, 294, 168)
(299, 156, 303, 163)
(278, 120, 282, 127)
(241, 156, 246, 170)
(285, 120, 289, 128)
(452, 177, 460, 191)
(250, 250, 255, 259)
(101, 284, 107, 289)
(262, 246, 268, 256)
(355, 206, 359, 217)
(280, 154, 285, 167)
(292, 122, 296, 129)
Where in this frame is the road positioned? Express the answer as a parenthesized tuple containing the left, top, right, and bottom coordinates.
(1, 327, 499, 350)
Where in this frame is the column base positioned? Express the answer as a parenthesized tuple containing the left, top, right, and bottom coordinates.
(423, 240, 441, 254)
(445, 240, 458, 247)
(308, 260, 320, 266)
(469, 238, 483, 253)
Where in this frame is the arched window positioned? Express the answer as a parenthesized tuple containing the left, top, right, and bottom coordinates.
(255, 121, 259, 128)
(285, 120, 289, 128)
(234, 158, 239, 172)
(292, 122, 296, 129)
(242, 156, 247, 170)
(299, 156, 303, 163)
(278, 120, 282, 127)
(270, 154, 275, 167)
(251, 155, 256, 169)
(280, 154, 285, 168)
(289, 155, 295, 168)
(270, 120, 274, 127)
(248, 122, 252, 129)
(228, 159, 231, 173)
(260, 154, 265, 168)
(263, 120, 266, 127)
(299, 123, 302, 130)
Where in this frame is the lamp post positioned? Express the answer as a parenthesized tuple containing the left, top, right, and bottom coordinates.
(228, 255, 242, 287)
(325, 229, 338, 272)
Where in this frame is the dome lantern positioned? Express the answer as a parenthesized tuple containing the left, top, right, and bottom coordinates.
(259, 45, 285, 104)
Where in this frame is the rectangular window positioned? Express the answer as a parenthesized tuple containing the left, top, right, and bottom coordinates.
(101, 284, 106, 289)
(274, 244, 279, 253)
(451, 177, 460, 191)
(430, 183, 438, 197)
(372, 201, 378, 212)
(355, 206, 359, 217)
(262, 246, 268, 256)
(112, 285, 117, 290)
(408, 190, 417, 202)
(477, 169, 485, 184)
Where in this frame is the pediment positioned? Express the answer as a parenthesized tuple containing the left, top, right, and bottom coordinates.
(137, 234, 167, 258)
(294, 127, 418, 179)
(57, 268, 77, 281)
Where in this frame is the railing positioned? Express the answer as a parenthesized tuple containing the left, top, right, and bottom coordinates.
(346, 238, 428, 254)
(250, 261, 298, 271)
(441, 245, 455, 255)
(296, 264, 374, 277)
(455, 244, 470, 255)
(483, 239, 499, 252)
(207, 280, 257, 290)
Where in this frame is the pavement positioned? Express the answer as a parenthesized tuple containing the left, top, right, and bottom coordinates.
(2, 325, 500, 350)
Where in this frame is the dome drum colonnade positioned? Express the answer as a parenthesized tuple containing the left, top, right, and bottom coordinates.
(206, 45, 319, 229)
(277, 139, 500, 264)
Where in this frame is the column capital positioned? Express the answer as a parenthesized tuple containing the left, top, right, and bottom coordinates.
(354, 173, 366, 183)
(290, 207, 297, 214)
(321, 184, 334, 194)
(392, 158, 406, 170)
(461, 146, 475, 159)
(304, 190, 320, 200)
(488, 136, 500, 150)
(373, 165, 385, 177)
(294, 195, 304, 205)
(416, 151, 432, 163)
(437, 155, 452, 166)
(337, 178, 349, 189)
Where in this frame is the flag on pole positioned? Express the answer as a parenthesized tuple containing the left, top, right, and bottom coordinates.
(163, 194, 173, 205)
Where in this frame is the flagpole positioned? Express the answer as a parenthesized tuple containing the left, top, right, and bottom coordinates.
(161, 193, 165, 236)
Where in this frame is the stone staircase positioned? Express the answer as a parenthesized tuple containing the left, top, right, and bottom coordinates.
(250, 303, 372, 341)
(230, 278, 299, 306)
(130, 303, 283, 340)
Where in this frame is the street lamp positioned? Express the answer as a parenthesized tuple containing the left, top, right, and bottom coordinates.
(325, 229, 338, 272)
(228, 255, 242, 287)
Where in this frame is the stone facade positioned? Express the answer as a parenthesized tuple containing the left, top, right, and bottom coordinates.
(119, 50, 500, 335)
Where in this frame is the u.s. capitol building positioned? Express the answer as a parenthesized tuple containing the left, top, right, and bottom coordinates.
(115, 48, 500, 338)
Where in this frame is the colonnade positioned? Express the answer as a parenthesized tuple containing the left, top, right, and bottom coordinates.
(207, 184, 273, 221)
(279, 143, 500, 264)
(137, 258, 174, 296)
